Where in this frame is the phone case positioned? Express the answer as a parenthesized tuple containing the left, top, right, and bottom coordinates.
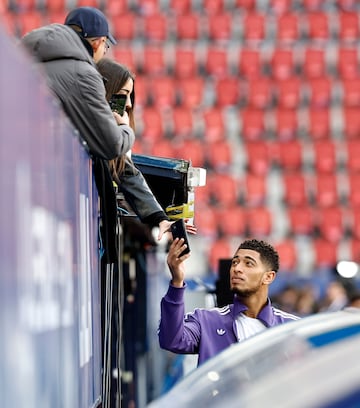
(171, 219, 190, 256)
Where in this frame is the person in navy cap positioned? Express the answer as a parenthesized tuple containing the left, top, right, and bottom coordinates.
(21, 7, 134, 160)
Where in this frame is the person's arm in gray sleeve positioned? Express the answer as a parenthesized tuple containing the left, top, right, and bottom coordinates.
(77, 69, 135, 159)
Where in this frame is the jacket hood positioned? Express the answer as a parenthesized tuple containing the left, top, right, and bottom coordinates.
(22, 23, 94, 65)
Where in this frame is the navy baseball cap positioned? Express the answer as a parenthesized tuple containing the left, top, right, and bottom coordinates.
(65, 7, 116, 44)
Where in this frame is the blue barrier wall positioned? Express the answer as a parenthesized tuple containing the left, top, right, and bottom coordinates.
(0, 27, 101, 407)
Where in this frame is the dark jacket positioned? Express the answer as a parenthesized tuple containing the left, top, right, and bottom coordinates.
(21, 23, 135, 160)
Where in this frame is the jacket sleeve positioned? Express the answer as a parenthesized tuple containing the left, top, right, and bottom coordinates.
(158, 284, 201, 354)
(117, 159, 169, 226)
(76, 68, 135, 159)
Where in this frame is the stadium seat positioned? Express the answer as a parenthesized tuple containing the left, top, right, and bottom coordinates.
(139, 107, 164, 143)
(202, 107, 225, 142)
(171, 107, 194, 137)
(194, 205, 218, 238)
(272, 107, 298, 141)
(169, 0, 192, 15)
(76, 0, 100, 7)
(347, 174, 360, 207)
(240, 108, 266, 141)
(133, 75, 147, 107)
(204, 46, 229, 77)
(174, 138, 206, 168)
(111, 12, 137, 40)
(234, 0, 256, 11)
(247, 77, 272, 109)
(274, 139, 303, 171)
(142, 13, 168, 41)
(104, 0, 128, 16)
(341, 77, 360, 107)
(276, 13, 300, 43)
(269, 0, 292, 15)
(345, 140, 360, 173)
(313, 239, 338, 268)
(307, 107, 331, 140)
(207, 13, 232, 41)
(287, 205, 315, 235)
(18, 11, 43, 37)
(275, 76, 302, 109)
(238, 48, 262, 79)
(142, 45, 167, 75)
(216, 205, 247, 236)
(246, 206, 272, 237)
(0, 12, 17, 36)
(312, 140, 337, 173)
(338, 11, 359, 42)
(316, 206, 346, 243)
(343, 107, 360, 139)
(214, 76, 240, 107)
(270, 48, 296, 80)
(202, 0, 226, 15)
(302, 48, 327, 79)
(243, 12, 266, 43)
(136, 0, 159, 16)
(194, 182, 211, 207)
(208, 173, 239, 206)
(44, 0, 66, 12)
(306, 76, 332, 108)
(205, 140, 232, 170)
(242, 173, 267, 207)
(176, 77, 205, 108)
(313, 173, 339, 207)
(336, 0, 357, 11)
(174, 13, 200, 40)
(244, 141, 271, 175)
(173, 47, 198, 78)
(46, 10, 68, 24)
(337, 47, 359, 79)
(208, 237, 233, 274)
(13, 0, 37, 12)
(275, 239, 297, 271)
(305, 12, 329, 41)
(149, 75, 176, 109)
(112, 47, 137, 72)
(149, 139, 176, 158)
(282, 171, 309, 206)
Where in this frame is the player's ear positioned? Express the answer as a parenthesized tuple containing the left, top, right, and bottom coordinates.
(263, 271, 276, 285)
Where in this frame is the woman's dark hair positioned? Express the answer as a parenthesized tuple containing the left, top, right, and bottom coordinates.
(237, 239, 280, 273)
(97, 58, 136, 180)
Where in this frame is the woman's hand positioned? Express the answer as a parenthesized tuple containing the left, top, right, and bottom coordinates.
(157, 219, 197, 241)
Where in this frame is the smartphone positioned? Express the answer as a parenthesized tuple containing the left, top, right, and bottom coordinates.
(109, 94, 127, 116)
(171, 219, 191, 256)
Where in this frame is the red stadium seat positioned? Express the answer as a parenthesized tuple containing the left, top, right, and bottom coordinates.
(269, 0, 292, 15)
(76, 0, 100, 7)
(171, 107, 194, 137)
(46, 10, 68, 24)
(275, 240, 297, 271)
(174, 138, 206, 168)
(243, 12, 266, 43)
(244, 141, 271, 175)
(208, 173, 239, 206)
(173, 47, 198, 78)
(316, 206, 346, 243)
(104, 0, 128, 16)
(242, 173, 267, 207)
(137, 0, 159, 16)
(275, 76, 302, 109)
(346, 140, 360, 173)
(142, 45, 167, 75)
(307, 107, 331, 140)
(204, 46, 228, 77)
(282, 171, 308, 206)
(44, 0, 66, 12)
(202, 0, 225, 14)
(216, 205, 247, 236)
(143, 13, 168, 41)
(208, 237, 233, 274)
(149, 75, 176, 109)
(149, 139, 176, 158)
(341, 77, 360, 107)
(240, 108, 266, 141)
(133, 75, 147, 107)
(302, 48, 327, 79)
(246, 206, 272, 237)
(194, 206, 218, 238)
(337, 47, 359, 79)
(306, 12, 329, 41)
(270, 48, 295, 80)
(169, 0, 192, 15)
(214, 76, 240, 107)
(202, 107, 225, 142)
(348, 174, 360, 207)
(238, 48, 262, 79)
(343, 107, 360, 139)
(13, 0, 37, 11)
(338, 11, 359, 42)
(175, 13, 200, 40)
(177, 77, 205, 108)
(274, 139, 303, 171)
(287, 205, 315, 235)
(313, 173, 339, 207)
(303, 0, 323, 10)
(313, 239, 338, 268)
(112, 47, 137, 72)
(139, 107, 164, 143)
(206, 140, 232, 170)
(336, 0, 357, 11)
(207, 13, 232, 41)
(276, 13, 299, 43)
(247, 77, 272, 109)
(18, 11, 43, 37)
(312, 140, 337, 173)
(234, 0, 256, 10)
(306, 76, 332, 108)
(111, 12, 137, 40)
(0, 12, 17, 36)
(273, 107, 298, 141)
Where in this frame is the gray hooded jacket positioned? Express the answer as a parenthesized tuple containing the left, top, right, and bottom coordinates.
(21, 23, 135, 160)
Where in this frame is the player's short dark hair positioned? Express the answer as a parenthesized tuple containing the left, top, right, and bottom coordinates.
(237, 239, 280, 272)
